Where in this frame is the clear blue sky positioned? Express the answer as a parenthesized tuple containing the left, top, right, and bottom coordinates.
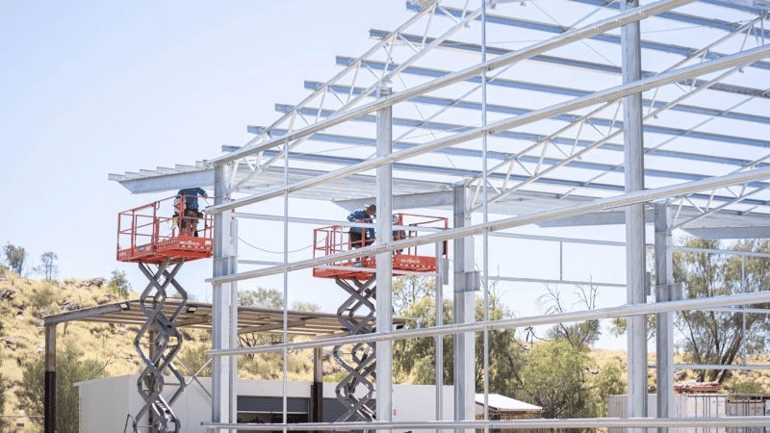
(0, 1, 409, 286)
(1, 1, 633, 349)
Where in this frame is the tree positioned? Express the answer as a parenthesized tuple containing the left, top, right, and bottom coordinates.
(592, 363, 626, 416)
(35, 251, 59, 280)
(474, 289, 526, 394)
(516, 339, 597, 424)
(18, 340, 107, 433)
(177, 346, 211, 377)
(239, 287, 283, 309)
(393, 275, 434, 315)
(107, 269, 131, 298)
(674, 238, 770, 383)
(393, 280, 525, 395)
(3, 242, 27, 275)
(538, 284, 601, 350)
(291, 301, 321, 312)
(237, 287, 319, 359)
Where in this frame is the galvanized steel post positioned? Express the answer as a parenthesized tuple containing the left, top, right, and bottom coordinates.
(453, 184, 476, 433)
(376, 86, 394, 433)
(655, 203, 675, 433)
(44, 323, 56, 433)
(622, 0, 648, 425)
(212, 162, 238, 430)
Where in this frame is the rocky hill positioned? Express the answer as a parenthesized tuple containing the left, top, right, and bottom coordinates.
(2, 269, 769, 431)
(0, 271, 215, 431)
(0, 270, 325, 431)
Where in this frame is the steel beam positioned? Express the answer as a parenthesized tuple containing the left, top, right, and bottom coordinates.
(453, 184, 475, 433)
(207, 165, 770, 285)
(375, 87, 394, 433)
(406, 3, 770, 70)
(44, 324, 56, 433)
(364, 31, 770, 100)
(654, 204, 676, 433)
(205, 289, 770, 358)
(208, 0, 697, 168)
(622, 0, 648, 424)
(212, 162, 237, 431)
(208, 41, 770, 214)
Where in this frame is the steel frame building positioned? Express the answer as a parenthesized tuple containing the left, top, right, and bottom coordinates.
(110, 0, 770, 431)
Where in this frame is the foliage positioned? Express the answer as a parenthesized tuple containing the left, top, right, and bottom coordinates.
(395, 295, 453, 385)
(592, 363, 626, 416)
(3, 242, 28, 275)
(177, 345, 211, 377)
(474, 292, 526, 394)
(516, 340, 597, 425)
(291, 301, 320, 312)
(18, 340, 108, 433)
(30, 281, 59, 316)
(393, 276, 434, 315)
(393, 280, 525, 395)
(730, 379, 765, 394)
(237, 288, 318, 364)
(0, 348, 4, 428)
(239, 287, 283, 309)
(107, 270, 131, 299)
(607, 315, 656, 341)
(674, 238, 770, 383)
(538, 284, 601, 350)
(35, 251, 59, 281)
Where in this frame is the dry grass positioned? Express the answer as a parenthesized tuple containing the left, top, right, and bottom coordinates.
(0, 272, 213, 430)
(3, 270, 769, 430)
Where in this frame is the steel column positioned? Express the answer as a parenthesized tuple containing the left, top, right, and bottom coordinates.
(312, 347, 324, 426)
(654, 203, 676, 433)
(622, 0, 648, 425)
(212, 162, 237, 430)
(44, 323, 56, 433)
(435, 242, 445, 433)
(453, 184, 475, 433)
(375, 86, 394, 433)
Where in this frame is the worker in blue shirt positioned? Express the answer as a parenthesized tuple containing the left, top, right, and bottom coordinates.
(174, 187, 207, 236)
(347, 204, 376, 248)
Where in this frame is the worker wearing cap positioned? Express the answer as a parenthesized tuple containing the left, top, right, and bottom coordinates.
(347, 204, 376, 248)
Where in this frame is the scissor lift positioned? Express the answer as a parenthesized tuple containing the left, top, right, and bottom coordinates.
(312, 213, 447, 425)
(117, 195, 213, 433)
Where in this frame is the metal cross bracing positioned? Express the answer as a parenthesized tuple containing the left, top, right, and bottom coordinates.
(204, 2, 704, 189)
(331, 277, 377, 426)
(133, 258, 188, 433)
(200, 3, 770, 222)
(107, 1, 770, 432)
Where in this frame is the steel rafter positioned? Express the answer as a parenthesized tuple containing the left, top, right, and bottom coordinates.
(366, 29, 770, 100)
(209, 41, 770, 214)
(207, 165, 770, 285)
(406, 3, 770, 70)
(208, 0, 698, 173)
(228, 1, 480, 194)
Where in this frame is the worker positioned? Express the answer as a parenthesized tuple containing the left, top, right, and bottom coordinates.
(347, 204, 376, 249)
(392, 214, 406, 254)
(175, 187, 207, 236)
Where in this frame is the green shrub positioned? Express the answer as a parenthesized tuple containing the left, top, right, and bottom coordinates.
(30, 283, 58, 316)
(731, 380, 765, 394)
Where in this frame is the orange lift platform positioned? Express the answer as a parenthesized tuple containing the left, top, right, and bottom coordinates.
(116, 195, 213, 264)
(311, 212, 448, 424)
(312, 212, 448, 281)
(115, 193, 213, 433)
